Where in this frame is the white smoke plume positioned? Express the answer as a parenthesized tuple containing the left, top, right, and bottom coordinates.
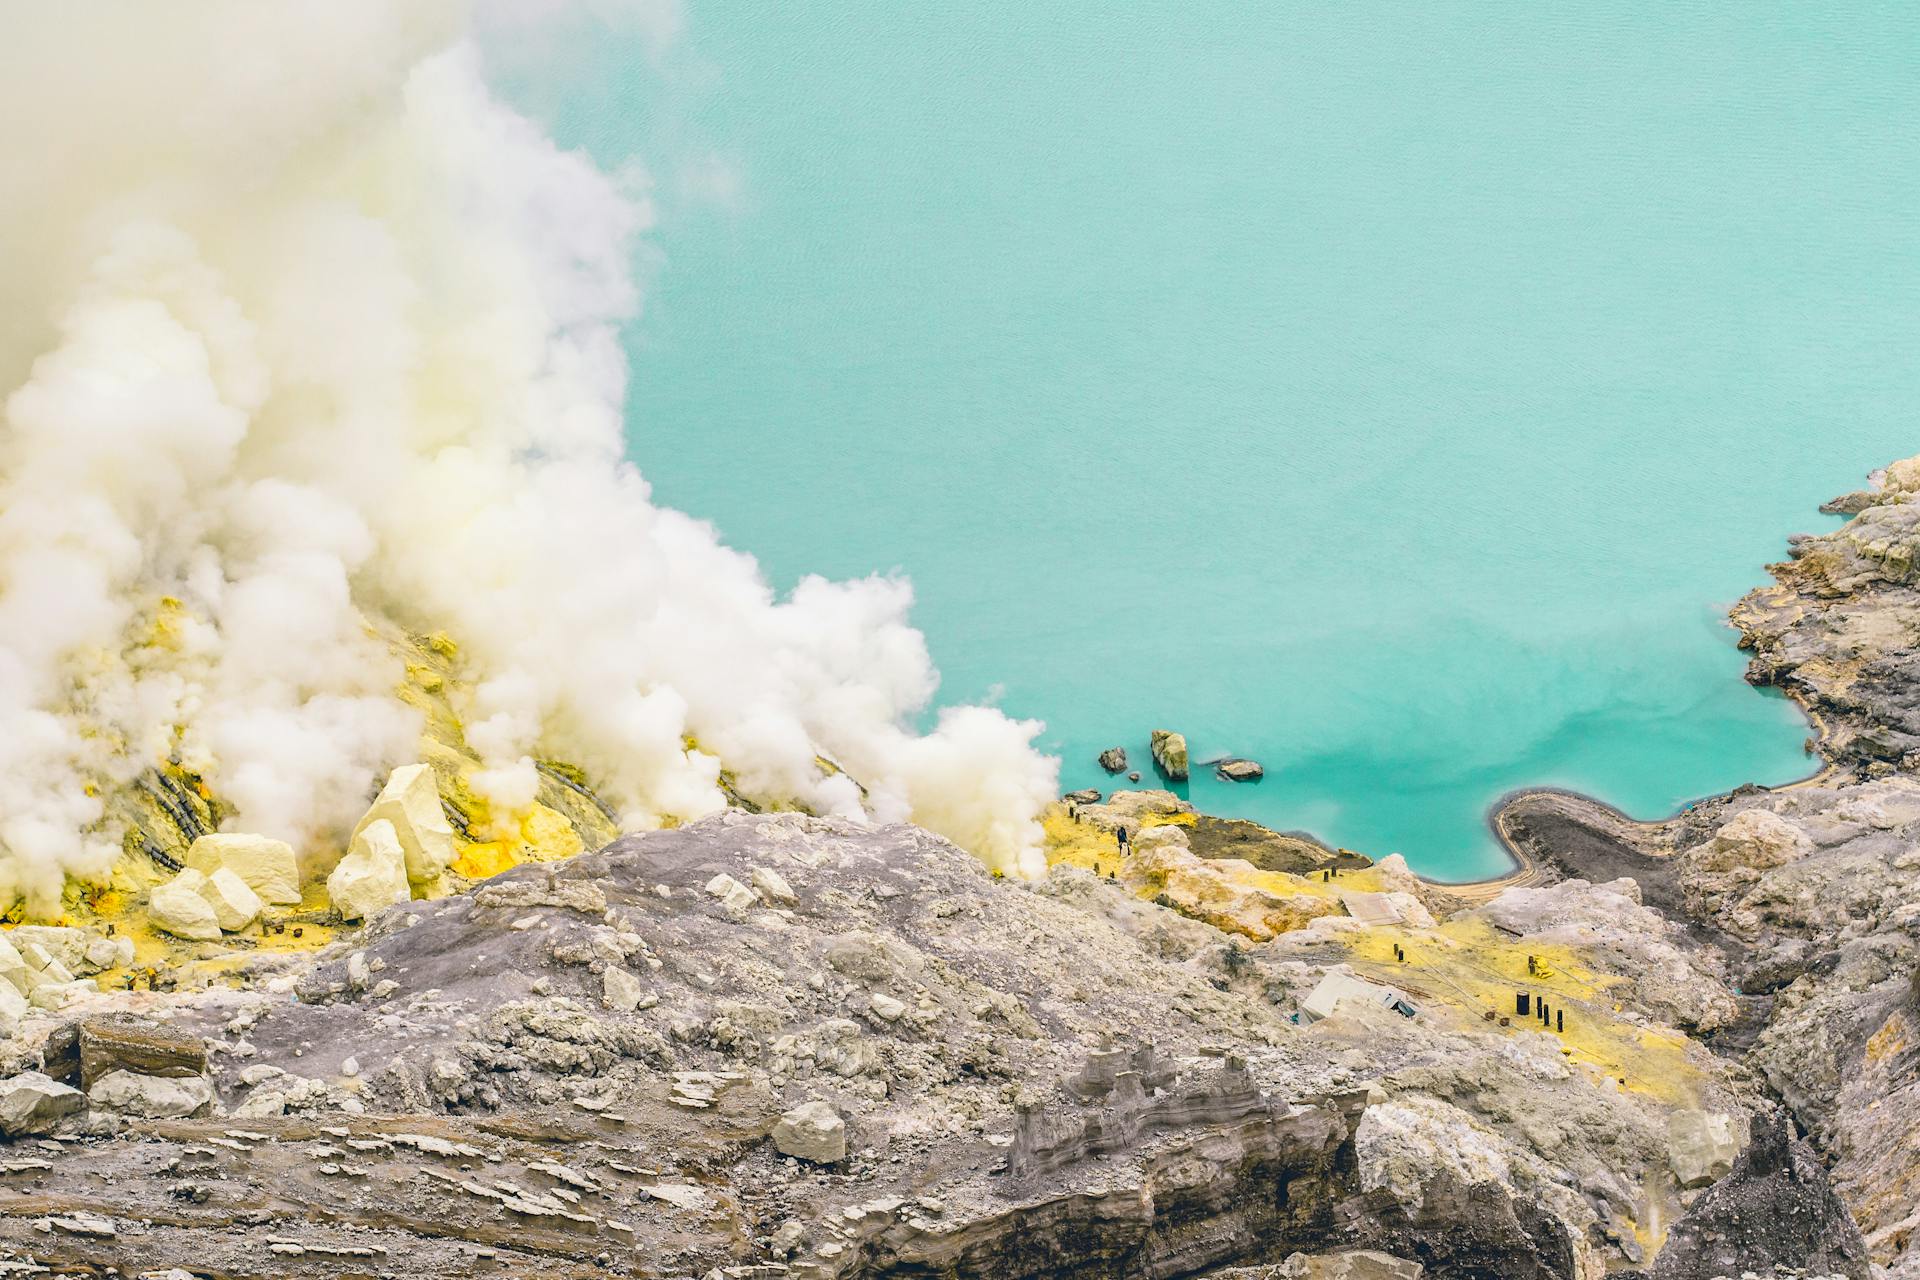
(0, 2, 1057, 911)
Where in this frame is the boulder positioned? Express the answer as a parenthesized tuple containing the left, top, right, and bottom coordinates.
(1216, 757, 1265, 782)
(147, 870, 223, 941)
(82, 934, 134, 973)
(1666, 1109, 1745, 1189)
(29, 980, 95, 1010)
(1063, 788, 1101, 806)
(327, 819, 412, 922)
(6, 927, 91, 974)
(87, 1070, 214, 1119)
(79, 1019, 208, 1087)
(1098, 747, 1128, 774)
(1128, 771, 1142, 782)
(0, 980, 26, 1032)
(196, 867, 262, 932)
(1130, 824, 1190, 851)
(704, 873, 757, 912)
(0, 935, 31, 994)
(1078, 789, 1195, 835)
(1692, 809, 1811, 875)
(1150, 729, 1190, 781)
(750, 865, 797, 906)
(0, 1071, 84, 1136)
(16, 941, 70, 984)
(352, 763, 458, 885)
(602, 965, 644, 1012)
(185, 832, 301, 905)
(772, 1100, 847, 1163)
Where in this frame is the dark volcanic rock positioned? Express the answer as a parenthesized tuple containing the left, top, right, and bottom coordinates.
(1335, 1174, 1578, 1280)
(1643, 1115, 1871, 1280)
(1188, 816, 1346, 876)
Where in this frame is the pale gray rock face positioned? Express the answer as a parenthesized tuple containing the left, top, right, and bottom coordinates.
(87, 1070, 213, 1119)
(0, 1071, 82, 1136)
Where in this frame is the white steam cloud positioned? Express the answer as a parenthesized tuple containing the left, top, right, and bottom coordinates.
(0, 2, 1056, 911)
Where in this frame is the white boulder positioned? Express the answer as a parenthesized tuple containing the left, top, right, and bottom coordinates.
(0, 935, 30, 994)
(0, 980, 28, 1031)
(352, 764, 457, 885)
(196, 867, 263, 932)
(705, 873, 757, 912)
(185, 833, 302, 905)
(83, 934, 134, 972)
(328, 819, 413, 922)
(1667, 1109, 1745, 1188)
(772, 1100, 847, 1163)
(88, 1070, 214, 1119)
(29, 980, 96, 1010)
(750, 865, 797, 906)
(602, 966, 644, 1012)
(1694, 809, 1811, 874)
(6, 926, 91, 973)
(148, 870, 223, 941)
(0, 1072, 83, 1136)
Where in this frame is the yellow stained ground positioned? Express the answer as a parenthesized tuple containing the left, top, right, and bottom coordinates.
(1041, 803, 1709, 1110)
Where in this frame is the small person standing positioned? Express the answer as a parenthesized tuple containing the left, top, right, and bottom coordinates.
(1116, 825, 1130, 856)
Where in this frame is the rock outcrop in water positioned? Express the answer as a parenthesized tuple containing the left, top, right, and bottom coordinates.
(1151, 729, 1190, 781)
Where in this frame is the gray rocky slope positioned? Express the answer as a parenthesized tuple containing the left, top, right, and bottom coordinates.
(2, 460, 1918, 1278)
(0, 807, 1785, 1280)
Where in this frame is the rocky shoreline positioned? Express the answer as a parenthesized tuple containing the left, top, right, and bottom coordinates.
(0, 462, 1916, 1279)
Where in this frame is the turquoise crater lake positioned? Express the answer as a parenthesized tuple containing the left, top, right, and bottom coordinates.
(512, 4, 1920, 880)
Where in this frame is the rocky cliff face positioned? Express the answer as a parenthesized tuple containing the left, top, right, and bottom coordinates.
(1499, 458, 1920, 1279)
(0, 804, 1769, 1279)
(4, 464, 1919, 1278)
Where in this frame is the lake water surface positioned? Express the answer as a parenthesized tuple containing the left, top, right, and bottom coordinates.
(513, 3, 1920, 879)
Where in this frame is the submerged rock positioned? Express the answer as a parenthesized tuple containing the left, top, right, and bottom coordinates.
(1150, 729, 1190, 781)
(1098, 746, 1128, 774)
(1216, 758, 1265, 782)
